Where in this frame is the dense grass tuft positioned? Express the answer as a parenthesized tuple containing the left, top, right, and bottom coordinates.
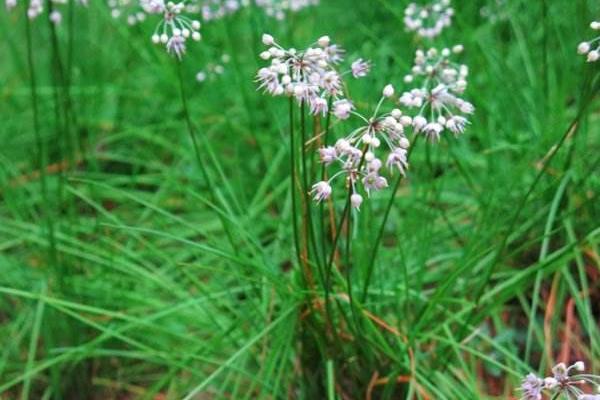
(0, 0, 599, 398)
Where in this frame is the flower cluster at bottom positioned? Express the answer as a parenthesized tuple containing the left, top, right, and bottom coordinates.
(521, 362, 600, 400)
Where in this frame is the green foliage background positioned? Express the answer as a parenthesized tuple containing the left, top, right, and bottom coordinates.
(0, 0, 599, 398)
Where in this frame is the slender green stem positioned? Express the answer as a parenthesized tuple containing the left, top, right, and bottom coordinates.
(47, 0, 76, 167)
(26, 6, 57, 259)
(343, 188, 360, 332)
(324, 147, 369, 324)
(176, 62, 239, 254)
(320, 97, 333, 263)
(360, 135, 420, 303)
(325, 198, 350, 287)
(300, 101, 324, 280)
(289, 98, 302, 268)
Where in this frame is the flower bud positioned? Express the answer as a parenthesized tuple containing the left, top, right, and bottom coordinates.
(383, 84, 395, 98)
(262, 33, 275, 46)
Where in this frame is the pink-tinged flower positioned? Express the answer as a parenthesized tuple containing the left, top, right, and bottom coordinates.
(400, 46, 473, 141)
(311, 181, 332, 202)
(318, 146, 337, 165)
(520, 374, 543, 400)
(362, 172, 388, 193)
(333, 99, 353, 120)
(351, 58, 371, 78)
(351, 193, 363, 209)
(386, 148, 408, 175)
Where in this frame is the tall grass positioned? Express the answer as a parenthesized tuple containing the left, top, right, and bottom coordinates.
(0, 0, 599, 398)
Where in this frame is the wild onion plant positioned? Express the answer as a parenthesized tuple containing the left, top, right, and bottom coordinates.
(255, 21, 476, 390)
(3, 0, 600, 398)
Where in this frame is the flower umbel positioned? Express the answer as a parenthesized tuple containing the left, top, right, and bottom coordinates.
(404, 0, 454, 39)
(255, 34, 370, 116)
(399, 46, 474, 141)
(314, 85, 412, 207)
(520, 362, 600, 400)
(148, 1, 202, 59)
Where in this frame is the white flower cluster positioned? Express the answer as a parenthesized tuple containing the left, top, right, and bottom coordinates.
(147, 1, 202, 59)
(255, 0, 319, 20)
(312, 85, 413, 209)
(256, 34, 371, 117)
(404, 0, 453, 40)
(399, 45, 474, 141)
(521, 362, 600, 400)
(577, 21, 600, 62)
(107, 1, 201, 58)
(6, 0, 87, 24)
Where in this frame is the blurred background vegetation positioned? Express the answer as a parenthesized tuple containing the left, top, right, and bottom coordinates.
(0, 0, 599, 398)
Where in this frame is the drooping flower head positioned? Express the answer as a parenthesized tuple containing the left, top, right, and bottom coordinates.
(578, 21, 600, 63)
(404, 0, 454, 40)
(399, 45, 474, 141)
(147, 1, 202, 59)
(255, 34, 370, 116)
(314, 85, 412, 207)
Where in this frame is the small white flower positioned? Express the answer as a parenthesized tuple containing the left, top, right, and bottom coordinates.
(574, 361, 586, 372)
(520, 373, 544, 400)
(318, 35, 330, 47)
(543, 377, 558, 389)
(310, 96, 329, 116)
(579, 22, 600, 62)
(351, 193, 363, 209)
(318, 146, 337, 165)
(386, 148, 408, 175)
(362, 172, 388, 193)
(262, 33, 275, 45)
(578, 42, 591, 54)
(49, 9, 61, 24)
(196, 71, 207, 82)
(166, 35, 186, 60)
(333, 99, 354, 120)
(351, 58, 371, 78)
(311, 181, 332, 202)
(383, 84, 395, 98)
